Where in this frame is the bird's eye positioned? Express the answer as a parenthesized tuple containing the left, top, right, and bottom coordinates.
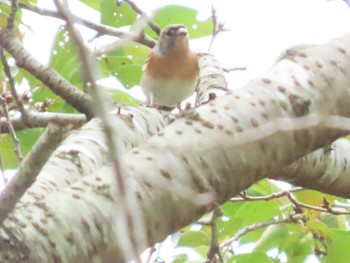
(165, 30, 173, 37)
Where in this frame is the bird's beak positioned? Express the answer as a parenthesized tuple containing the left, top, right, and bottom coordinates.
(177, 27, 188, 37)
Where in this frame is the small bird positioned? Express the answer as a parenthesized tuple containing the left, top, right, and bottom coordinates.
(140, 24, 199, 109)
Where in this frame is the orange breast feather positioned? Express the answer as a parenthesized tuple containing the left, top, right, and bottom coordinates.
(146, 42, 199, 81)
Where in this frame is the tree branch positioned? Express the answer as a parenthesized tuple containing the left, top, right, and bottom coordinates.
(0, 122, 72, 225)
(195, 52, 228, 106)
(0, 112, 86, 132)
(0, 47, 26, 116)
(119, 0, 161, 35)
(273, 138, 350, 197)
(229, 187, 304, 202)
(7, 0, 18, 30)
(0, 94, 23, 162)
(220, 213, 304, 251)
(287, 193, 350, 215)
(19, 3, 156, 48)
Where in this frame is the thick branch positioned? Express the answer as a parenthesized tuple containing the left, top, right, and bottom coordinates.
(19, 3, 156, 48)
(0, 112, 86, 132)
(273, 138, 350, 197)
(0, 122, 72, 224)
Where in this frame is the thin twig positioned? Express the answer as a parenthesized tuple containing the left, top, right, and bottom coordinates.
(0, 94, 23, 162)
(207, 205, 224, 263)
(0, 45, 26, 116)
(287, 193, 350, 215)
(343, 0, 350, 8)
(119, 0, 161, 35)
(0, 154, 5, 185)
(208, 6, 226, 52)
(220, 213, 304, 251)
(18, 3, 156, 48)
(7, 0, 18, 30)
(0, 122, 72, 225)
(223, 67, 247, 73)
(230, 187, 304, 202)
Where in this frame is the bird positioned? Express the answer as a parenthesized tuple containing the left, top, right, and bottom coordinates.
(140, 24, 199, 109)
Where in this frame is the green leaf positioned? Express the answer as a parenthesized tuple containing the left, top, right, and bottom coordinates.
(0, 2, 22, 29)
(306, 221, 330, 238)
(328, 229, 350, 241)
(228, 252, 272, 263)
(217, 216, 244, 241)
(122, 44, 149, 65)
(19, 0, 38, 5)
(254, 224, 289, 252)
(101, 55, 142, 89)
(192, 245, 209, 258)
(0, 12, 7, 27)
(235, 200, 280, 227)
(246, 179, 274, 196)
(327, 237, 350, 263)
(0, 129, 43, 169)
(279, 227, 312, 262)
(149, 5, 212, 39)
(171, 253, 188, 263)
(220, 201, 245, 218)
(79, 0, 99, 10)
(229, 200, 280, 243)
(105, 89, 140, 105)
(49, 26, 82, 87)
(217, 202, 247, 241)
(31, 86, 73, 113)
(100, 0, 137, 27)
(177, 230, 210, 247)
(295, 190, 336, 220)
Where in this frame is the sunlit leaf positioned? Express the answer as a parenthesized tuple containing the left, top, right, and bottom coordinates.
(100, 0, 137, 27)
(101, 55, 142, 89)
(306, 221, 330, 238)
(105, 89, 140, 105)
(0, 129, 43, 169)
(0, 2, 22, 29)
(235, 200, 280, 226)
(192, 245, 209, 258)
(246, 179, 274, 196)
(217, 216, 244, 241)
(280, 226, 313, 262)
(0, 12, 7, 27)
(148, 5, 212, 39)
(177, 230, 210, 247)
(254, 224, 289, 252)
(79, 0, 99, 10)
(328, 229, 350, 241)
(19, 0, 38, 5)
(327, 237, 350, 263)
(295, 190, 336, 219)
(228, 252, 272, 263)
(49, 26, 82, 87)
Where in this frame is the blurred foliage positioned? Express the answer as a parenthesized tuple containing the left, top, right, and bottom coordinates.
(147, 5, 213, 39)
(0, 129, 43, 169)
